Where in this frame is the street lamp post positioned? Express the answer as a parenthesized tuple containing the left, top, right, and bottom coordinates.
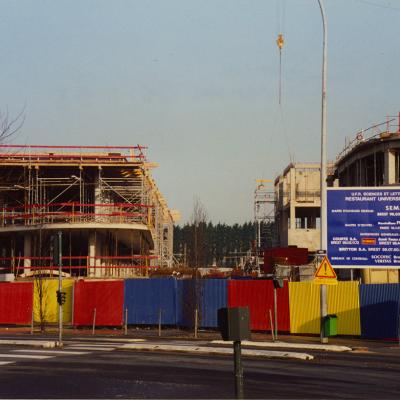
(317, 0, 328, 344)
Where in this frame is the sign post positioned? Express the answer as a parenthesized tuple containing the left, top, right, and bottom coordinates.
(53, 232, 64, 347)
(314, 256, 337, 344)
(218, 307, 250, 400)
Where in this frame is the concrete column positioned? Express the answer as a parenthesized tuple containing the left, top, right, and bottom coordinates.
(88, 232, 96, 277)
(95, 234, 102, 278)
(23, 235, 31, 275)
(384, 150, 396, 185)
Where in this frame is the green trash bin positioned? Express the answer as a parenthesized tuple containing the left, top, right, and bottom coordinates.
(324, 314, 337, 337)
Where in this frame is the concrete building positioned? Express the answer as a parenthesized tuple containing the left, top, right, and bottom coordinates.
(0, 145, 178, 279)
(274, 115, 400, 283)
(331, 116, 400, 283)
(274, 163, 321, 253)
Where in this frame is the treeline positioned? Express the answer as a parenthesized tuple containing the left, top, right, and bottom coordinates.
(173, 221, 276, 268)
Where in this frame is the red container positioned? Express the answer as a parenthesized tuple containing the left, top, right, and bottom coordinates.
(73, 280, 124, 326)
(227, 280, 290, 332)
(263, 247, 309, 274)
(0, 282, 33, 325)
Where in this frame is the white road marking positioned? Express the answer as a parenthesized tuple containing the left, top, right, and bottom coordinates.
(0, 361, 14, 365)
(65, 346, 115, 351)
(68, 343, 117, 348)
(12, 349, 90, 355)
(0, 354, 53, 360)
(69, 338, 145, 343)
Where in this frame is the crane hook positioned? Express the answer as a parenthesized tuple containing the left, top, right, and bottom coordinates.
(276, 33, 284, 50)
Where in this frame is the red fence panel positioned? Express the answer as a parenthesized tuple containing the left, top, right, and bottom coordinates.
(227, 280, 290, 332)
(0, 282, 33, 325)
(73, 280, 124, 326)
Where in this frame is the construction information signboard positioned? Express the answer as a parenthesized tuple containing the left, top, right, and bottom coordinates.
(327, 187, 400, 269)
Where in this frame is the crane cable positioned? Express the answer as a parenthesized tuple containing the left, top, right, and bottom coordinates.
(274, 1, 293, 162)
(276, 33, 284, 105)
(276, 0, 286, 105)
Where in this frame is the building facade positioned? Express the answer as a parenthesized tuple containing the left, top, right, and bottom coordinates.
(332, 117, 400, 283)
(0, 145, 177, 280)
(274, 115, 400, 283)
(274, 163, 321, 253)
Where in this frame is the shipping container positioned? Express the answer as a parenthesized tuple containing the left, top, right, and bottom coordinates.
(263, 247, 309, 274)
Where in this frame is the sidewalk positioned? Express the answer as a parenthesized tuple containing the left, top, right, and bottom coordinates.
(0, 326, 396, 351)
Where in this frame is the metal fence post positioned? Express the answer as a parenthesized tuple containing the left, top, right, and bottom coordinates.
(194, 308, 198, 339)
(125, 308, 128, 336)
(158, 308, 162, 337)
(92, 308, 96, 335)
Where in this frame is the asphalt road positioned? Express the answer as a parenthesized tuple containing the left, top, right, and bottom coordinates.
(0, 341, 399, 399)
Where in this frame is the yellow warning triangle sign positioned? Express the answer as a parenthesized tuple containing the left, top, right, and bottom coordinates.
(314, 256, 337, 279)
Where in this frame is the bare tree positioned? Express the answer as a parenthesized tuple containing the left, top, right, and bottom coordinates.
(0, 107, 25, 143)
(190, 197, 208, 268)
(187, 198, 208, 334)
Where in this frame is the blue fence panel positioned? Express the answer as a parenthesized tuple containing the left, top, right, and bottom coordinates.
(175, 279, 198, 327)
(124, 278, 177, 325)
(200, 279, 227, 328)
(360, 284, 400, 339)
(175, 279, 227, 328)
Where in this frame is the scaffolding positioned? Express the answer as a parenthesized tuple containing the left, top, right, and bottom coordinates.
(254, 179, 276, 266)
(0, 145, 176, 278)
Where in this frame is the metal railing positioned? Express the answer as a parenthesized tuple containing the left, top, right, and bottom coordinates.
(0, 255, 159, 278)
(336, 117, 399, 163)
(0, 144, 147, 164)
(0, 202, 153, 227)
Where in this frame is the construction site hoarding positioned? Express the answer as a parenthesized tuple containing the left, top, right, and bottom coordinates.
(34, 279, 74, 324)
(0, 282, 33, 325)
(175, 279, 200, 328)
(288, 281, 361, 335)
(124, 278, 177, 325)
(199, 279, 227, 328)
(227, 280, 290, 332)
(73, 280, 124, 326)
(360, 283, 400, 339)
(327, 187, 400, 268)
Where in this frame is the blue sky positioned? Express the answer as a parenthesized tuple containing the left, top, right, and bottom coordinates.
(1, 0, 399, 224)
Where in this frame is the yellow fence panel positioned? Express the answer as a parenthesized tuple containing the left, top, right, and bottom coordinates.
(289, 281, 361, 335)
(327, 281, 361, 335)
(34, 279, 74, 324)
(289, 282, 320, 334)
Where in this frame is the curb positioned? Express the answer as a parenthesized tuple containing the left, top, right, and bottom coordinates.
(0, 340, 57, 348)
(211, 340, 352, 352)
(120, 343, 314, 360)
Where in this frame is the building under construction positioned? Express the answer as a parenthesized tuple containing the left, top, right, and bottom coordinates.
(0, 145, 178, 279)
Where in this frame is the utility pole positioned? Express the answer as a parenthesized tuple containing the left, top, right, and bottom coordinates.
(317, 0, 329, 344)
